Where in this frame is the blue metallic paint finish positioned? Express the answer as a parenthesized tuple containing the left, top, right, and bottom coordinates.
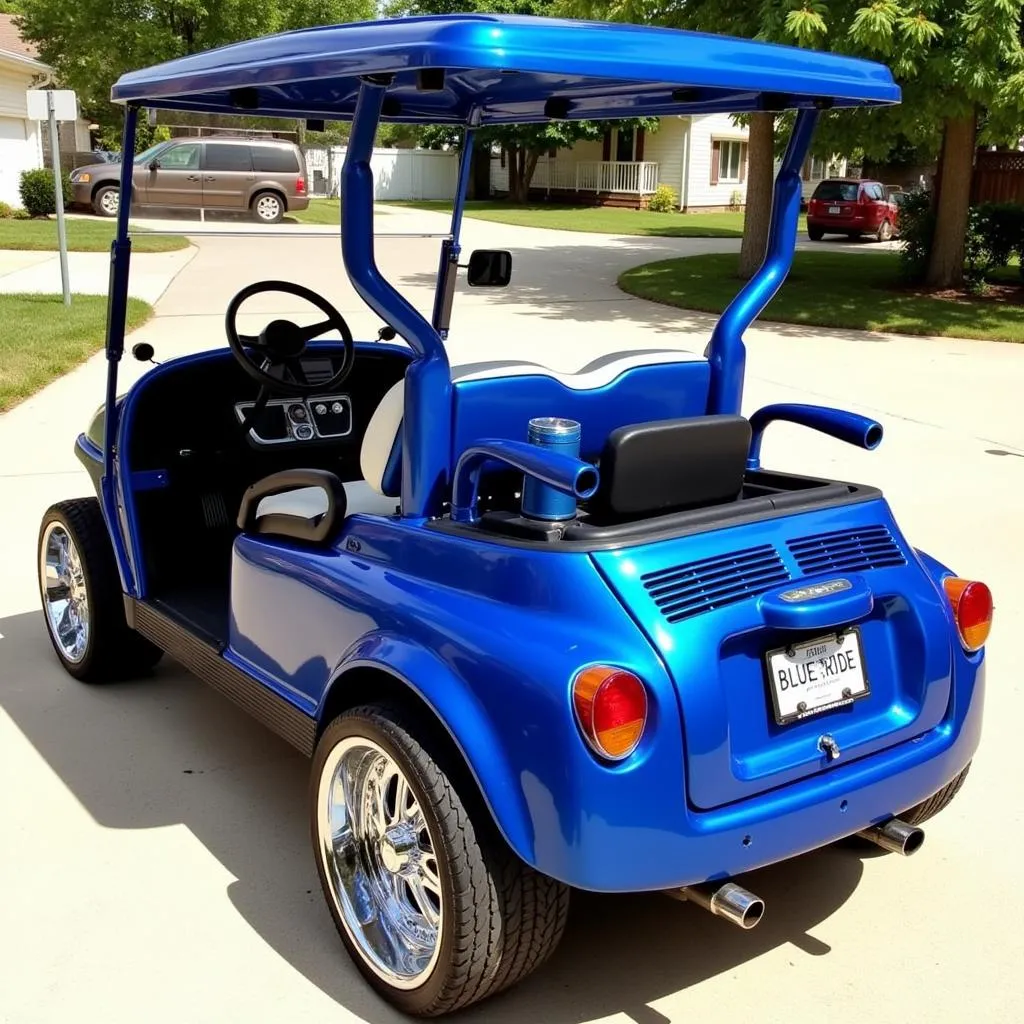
(451, 362, 711, 465)
(748, 403, 883, 470)
(592, 499, 960, 810)
(706, 109, 817, 415)
(110, 16, 900, 122)
(341, 84, 451, 519)
(226, 508, 981, 891)
(451, 439, 598, 523)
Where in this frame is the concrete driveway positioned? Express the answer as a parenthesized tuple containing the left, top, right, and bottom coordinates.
(1, 206, 1021, 1024)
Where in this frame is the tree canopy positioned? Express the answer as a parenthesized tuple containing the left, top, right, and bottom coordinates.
(15, 0, 375, 134)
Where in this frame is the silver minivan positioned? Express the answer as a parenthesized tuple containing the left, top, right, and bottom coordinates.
(70, 136, 310, 223)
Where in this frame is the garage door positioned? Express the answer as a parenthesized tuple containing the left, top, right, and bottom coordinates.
(0, 116, 38, 207)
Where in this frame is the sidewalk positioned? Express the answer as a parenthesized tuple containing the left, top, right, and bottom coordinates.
(0, 244, 196, 304)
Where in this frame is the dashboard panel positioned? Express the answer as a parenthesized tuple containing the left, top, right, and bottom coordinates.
(234, 394, 353, 445)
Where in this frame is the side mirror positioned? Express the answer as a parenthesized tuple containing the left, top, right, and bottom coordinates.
(466, 249, 512, 288)
(149, 159, 160, 170)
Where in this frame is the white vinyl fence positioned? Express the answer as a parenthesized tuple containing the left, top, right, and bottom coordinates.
(304, 147, 458, 200)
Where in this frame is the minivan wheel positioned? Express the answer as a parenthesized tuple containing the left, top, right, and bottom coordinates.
(251, 191, 284, 223)
(92, 185, 120, 217)
(807, 225, 825, 241)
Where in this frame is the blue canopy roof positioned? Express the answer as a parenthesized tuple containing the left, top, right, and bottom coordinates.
(111, 15, 900, 124)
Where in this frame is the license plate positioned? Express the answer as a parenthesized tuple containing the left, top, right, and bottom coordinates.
(828, 205, 842, 214)
(765, 628, 869, 725)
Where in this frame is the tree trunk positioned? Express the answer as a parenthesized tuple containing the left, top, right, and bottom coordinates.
(508, 148, 541, 203)
(925, 113, 977, 289)
(738, 113, 775, 279)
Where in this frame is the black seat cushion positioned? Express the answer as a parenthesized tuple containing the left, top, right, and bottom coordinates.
(592, 415, 751, 517)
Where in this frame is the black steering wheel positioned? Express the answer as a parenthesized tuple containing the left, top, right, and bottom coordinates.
(225, 280, 355, 396)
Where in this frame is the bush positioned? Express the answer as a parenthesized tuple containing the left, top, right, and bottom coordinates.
(19, 168, 74, 218)
(12, 207, 31, 220)
(0, 201, 14, 219)
(729, 189, 743, 210)
(896, 189, 934, 284)
(647, 183, 678, 213)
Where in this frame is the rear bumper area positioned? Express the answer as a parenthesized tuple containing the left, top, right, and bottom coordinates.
(555, 653, 983, 892)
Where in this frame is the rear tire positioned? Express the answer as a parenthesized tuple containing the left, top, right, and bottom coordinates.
(807, 225, 825, 241)
(876, 219, 893, 243)
(311, 704, 569, 1016)
(900, 763, 971, 825)
(251, 191, 284, 223)
(92, 185, 120, 217)
(38, 498, 162, 682)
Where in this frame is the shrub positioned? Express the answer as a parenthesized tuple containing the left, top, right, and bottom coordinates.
(647, 183, 678, 213)
(19, 168, 74, 218)
(896, 189, 934, 284)
(12, 207, 31, 220)
(0, 201, 14, 219)
(729, 189, 743, 210)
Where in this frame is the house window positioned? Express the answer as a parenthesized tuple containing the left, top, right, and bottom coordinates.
(717, 140, 745, 183)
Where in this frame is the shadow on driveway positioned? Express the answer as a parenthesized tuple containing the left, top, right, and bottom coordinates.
(2, 607, 868, 1023)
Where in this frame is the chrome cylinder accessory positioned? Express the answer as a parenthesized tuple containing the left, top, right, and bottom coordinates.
(521, 417, 583, 521)
(666, 880, 766, 929)
(857, 817, 925, 856)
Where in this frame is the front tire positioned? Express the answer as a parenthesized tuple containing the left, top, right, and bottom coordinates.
(876, 219, 893, 243)
(92, 185, 120, 217)
(251, 191, 284, 223)
(311, 704, 569, 1016)
(38, 498, 162, 682)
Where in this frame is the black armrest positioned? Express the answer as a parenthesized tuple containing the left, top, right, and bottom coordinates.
(237, 469, 347, 544)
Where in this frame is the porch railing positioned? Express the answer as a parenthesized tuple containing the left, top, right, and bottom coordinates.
(530, 159, 660, 195)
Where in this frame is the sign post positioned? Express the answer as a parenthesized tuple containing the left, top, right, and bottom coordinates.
(26, 89, 77, 307)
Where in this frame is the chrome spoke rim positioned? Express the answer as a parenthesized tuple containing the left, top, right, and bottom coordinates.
(40, 522, 89, 663)
(317, 736, 443, 989)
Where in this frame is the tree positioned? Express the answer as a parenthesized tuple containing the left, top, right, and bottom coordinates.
(571, 1, 1024, 289)
(16, 0, 375, 146)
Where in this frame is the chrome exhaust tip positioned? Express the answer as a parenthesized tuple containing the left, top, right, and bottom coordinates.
(667, 880, 766, 930)
(858, 817, 925, 856)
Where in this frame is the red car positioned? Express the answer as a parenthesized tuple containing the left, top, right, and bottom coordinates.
(807, 178, 898, 242)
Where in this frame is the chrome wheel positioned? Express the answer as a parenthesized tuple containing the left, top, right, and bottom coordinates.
(40, 522, 89, 663)
(99, 189, 119, 216)
(255, 194, 282, 222)
(316, 736, 443, 989)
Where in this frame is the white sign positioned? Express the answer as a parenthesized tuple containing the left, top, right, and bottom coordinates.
(26, 89, 77, 122)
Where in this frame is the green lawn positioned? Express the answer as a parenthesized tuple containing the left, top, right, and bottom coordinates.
(618, 251, 1024, 343)
(294, 197, 808, 237)
(0, 218, 189, 253)
(0, 294, 153, 411)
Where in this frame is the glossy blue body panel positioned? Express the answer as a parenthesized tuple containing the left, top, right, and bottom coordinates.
(110, 15, 900, 121)
(223, 504, 982, 891)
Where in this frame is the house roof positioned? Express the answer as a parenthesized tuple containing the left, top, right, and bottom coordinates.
(111, 14, 900, 125)
(0, 13, 39, 59)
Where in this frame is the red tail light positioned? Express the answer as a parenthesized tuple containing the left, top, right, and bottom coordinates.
(572, 666, 648, 760)
(296, 175, 306, 194)
(943, 577, 993, 652)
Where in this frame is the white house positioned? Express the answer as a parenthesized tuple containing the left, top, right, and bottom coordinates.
(0, 14, 51, 207)
(490, 113, 846, 210)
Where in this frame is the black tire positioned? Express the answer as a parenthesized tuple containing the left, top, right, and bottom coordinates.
(251, 191, 285, 223)
(92, 184, 120, 217)
(876, 219, 893, 243)
(807, 225, 825, 241)
(311, 704, 569, 1017)
(900, 763, 971, 826)
(37, 498, 162, 683)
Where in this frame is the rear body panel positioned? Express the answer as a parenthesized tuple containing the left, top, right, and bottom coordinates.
(592, 497, 953, 809)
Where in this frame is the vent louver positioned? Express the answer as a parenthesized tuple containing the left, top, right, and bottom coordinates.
(642, 544, 790, 623)
(787, 525, 905, 575)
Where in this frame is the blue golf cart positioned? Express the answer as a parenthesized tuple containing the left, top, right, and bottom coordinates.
(37, 15, 990, 1016)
